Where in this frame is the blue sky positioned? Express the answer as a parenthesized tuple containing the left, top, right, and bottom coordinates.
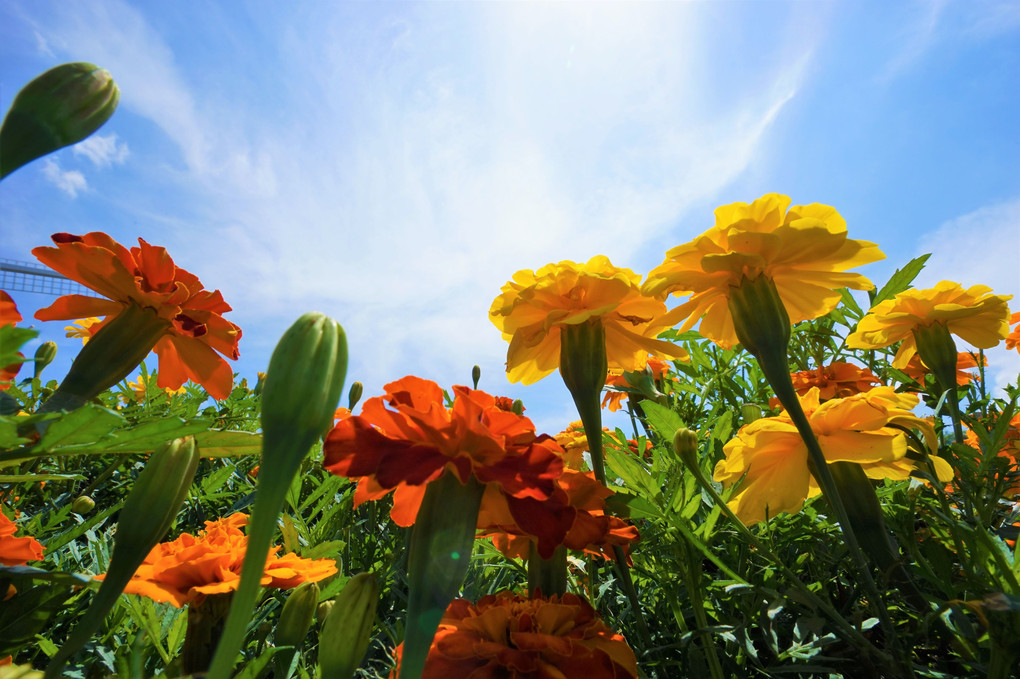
(2, 1, 1018, 435)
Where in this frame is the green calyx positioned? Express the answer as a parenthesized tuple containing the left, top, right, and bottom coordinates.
(728, 273, 792, 360)
(319, 573, 379, 679)
(911, 321, 959, 394)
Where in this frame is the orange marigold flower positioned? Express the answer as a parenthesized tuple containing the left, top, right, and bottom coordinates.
(478, 469, 639, 561)
(1, 506, 44, 566)
(964, 414, 1020, 497)
(846, 281, 1012, 369)
(643, 193, 884, 348)
(64, 316, 102, 344)
(602, 356, 676, 412)
(97, 513, 335, 607)
(489, 256, 688, 385)
(322, 376, 564, 527)
(390, 591, 639, 679)
(789, 361, 881, 401)
(901, 351, 985, 387)
(714, 386, 951, 524)
(32, 232, 242, 399)
(1006, 311, 1020, 353)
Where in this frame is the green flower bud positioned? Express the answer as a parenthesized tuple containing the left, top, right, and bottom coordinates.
(512, 399, 525, 416)
(207, 313, 347, 679)
(261, 312, 348, 454)
(317, 600, 335, 623)
(70, 495, 95, 514)
(46, 437, 200, 679)
(0, 62, 119, 180)
(471, 364, 481, 389)
(319, 573, 379, 679)
(672, 428, 701, 474)
(741, 403, 764, 424)
(33, 341, 57, 380)
(273, 582, 320, 676)
(347, 381, 364, 411)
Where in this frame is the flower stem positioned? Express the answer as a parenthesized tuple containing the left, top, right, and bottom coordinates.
(398, 473, 484, 679)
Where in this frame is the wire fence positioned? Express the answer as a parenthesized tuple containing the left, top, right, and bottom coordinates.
(0, 258, 99, 297)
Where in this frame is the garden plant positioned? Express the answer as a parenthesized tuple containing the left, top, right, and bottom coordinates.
(1, 62, 1019, 679)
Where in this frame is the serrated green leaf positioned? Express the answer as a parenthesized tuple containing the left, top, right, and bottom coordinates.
(640, 400, 686, 441)
(31, 404, 125, 452)
(869, 254, 931, 308)
(98, 418, 212, 452)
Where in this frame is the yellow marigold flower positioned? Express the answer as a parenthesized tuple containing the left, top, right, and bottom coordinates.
(65, 316, 101, 344)
(846, 281, 1012, 369)
(714, 386, 949, 524)
(489, 256, 688, 385)
(643, 193, 884, 348)
(122, 374, 188, 402)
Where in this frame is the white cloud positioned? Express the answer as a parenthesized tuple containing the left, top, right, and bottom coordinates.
(915, 198, 1020, 392)
(73, 133, 129, 168)
(41, 158, 87, 197)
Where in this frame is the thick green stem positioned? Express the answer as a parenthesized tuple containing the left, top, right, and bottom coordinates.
(182, 593, 233, 676)
(527, 543, 567, 597)
(398, 473, 484, 679)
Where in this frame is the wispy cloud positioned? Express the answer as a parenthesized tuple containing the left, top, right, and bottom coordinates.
(877, 0, 949, 83)
(73, 133, 129, 168)
(41, 158, 87, 197)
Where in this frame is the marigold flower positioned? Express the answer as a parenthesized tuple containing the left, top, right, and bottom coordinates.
(32, 232, 242, 399)
(489, 256, 688, 385)
(846, 281, 1012, 369)
(643, 193, 884, 348)
(390, 591, 639, 679)
(97, 513, 336, 607)
(0, 506, 44, 566)
(790, 361, 881, 401)
(965, 414, 1020, 497)
(64, 317, 101, 344)
(478, 468, 639, 561)
(0, 292, 24, 390)
(122, 374, 188, 403)
(714, 386, 950, 524)
(602, 356, 676, 412)
(553, 420, 590, 470)
(1006, 311, 1020, 353)
(322, 376, 564, 526)
(900, 351, 985, 387)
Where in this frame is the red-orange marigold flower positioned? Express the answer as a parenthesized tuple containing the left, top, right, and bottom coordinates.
(478, 468, 639, 561)
(32, 233, 242, 399)
(790, 361, 881, 401)
(0, 506, 44, 566)
(390, 591, 639, 679)
(322, 376, 564, 526)
(97, 513, 336, 607)
(1, 291, 25, 390)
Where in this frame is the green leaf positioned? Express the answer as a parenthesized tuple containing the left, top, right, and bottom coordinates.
(0, 473, 84, 483)
(640, 400, 686, 442)
(0, 325, 39, 369)
(31, 404, 125, 452)
(98, 418, 212, 452)
(869, 254, 931, 308)
(193, 429, 262, 457)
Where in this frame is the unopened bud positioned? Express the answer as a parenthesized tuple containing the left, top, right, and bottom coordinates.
(471, 365, 481, 389)
(347, 381, 363, 411)
(673, 428, 701, 472)
(512, 399, 525, 416)
(1, 62, 119, 180)
(317, 600, 335, 623)
(33, 341, 57, 380)
(273, 582, 320, 675)
(318, 573, 379, 679)
(71, 495, 95, 514)
(741, 403, 763, 424)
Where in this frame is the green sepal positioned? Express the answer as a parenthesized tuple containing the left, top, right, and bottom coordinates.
(318, 573, 379, 679)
